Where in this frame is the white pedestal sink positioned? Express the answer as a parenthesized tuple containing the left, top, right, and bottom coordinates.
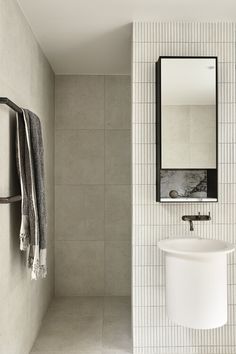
(158, 238, 234, 329)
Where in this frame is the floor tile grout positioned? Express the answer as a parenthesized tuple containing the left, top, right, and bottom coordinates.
(30, 296, 132, 354)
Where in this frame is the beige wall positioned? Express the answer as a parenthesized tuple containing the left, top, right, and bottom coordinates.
(0, 0, 55, 353)
(55, 75, 131, 296)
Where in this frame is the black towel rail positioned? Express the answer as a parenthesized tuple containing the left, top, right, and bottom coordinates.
(0, 97, 22, 114)
(0, 97, 22, 204)
(0, 195, 22, 204)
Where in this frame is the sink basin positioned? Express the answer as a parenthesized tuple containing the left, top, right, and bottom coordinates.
(158, 237, 235, 329)
(158, 237, 235, 257)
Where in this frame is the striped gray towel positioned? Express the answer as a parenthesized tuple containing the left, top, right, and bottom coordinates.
(16, 109, 47, 280)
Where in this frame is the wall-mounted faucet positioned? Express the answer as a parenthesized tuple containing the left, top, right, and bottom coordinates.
(182, 212, 211, 231)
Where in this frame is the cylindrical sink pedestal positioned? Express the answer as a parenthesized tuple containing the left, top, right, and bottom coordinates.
(166, 253, 227, 329)
(158, 238, 235, 330)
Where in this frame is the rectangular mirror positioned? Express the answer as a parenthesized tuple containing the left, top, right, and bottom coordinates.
(156, 57, 218, 202)
(161, 57, 217, 169)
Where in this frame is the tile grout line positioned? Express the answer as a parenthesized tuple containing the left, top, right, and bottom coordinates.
(102, 295, 105, 352)
(55, 75, 132, 298)
(132, 22, 236, 354)
(104, 75, 106, 297)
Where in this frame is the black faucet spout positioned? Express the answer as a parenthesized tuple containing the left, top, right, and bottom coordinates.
(189, 220, 194, 231)
(182, 212, 211, 232)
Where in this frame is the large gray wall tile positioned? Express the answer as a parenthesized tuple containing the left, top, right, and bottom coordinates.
(55, 75, 131, 297)
(104, 296, 131, 319)
(56, 75, 104, 130)
(56, 185, 104, 241)
(55, 130, 104, 184)
(105, 241, 131, 296)
(56, 241, 105, 296)
(105, 130, 131, 185)
(105, 185, 131, 241)
(105, 76, 131, 129)
(49, 297, 104, 318)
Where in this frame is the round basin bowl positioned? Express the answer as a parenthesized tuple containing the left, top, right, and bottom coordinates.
(158, 237, 235, 257)
(158, 238, 235, 329)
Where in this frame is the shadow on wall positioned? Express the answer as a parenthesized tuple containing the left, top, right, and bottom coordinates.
(51, 24, 132, 74)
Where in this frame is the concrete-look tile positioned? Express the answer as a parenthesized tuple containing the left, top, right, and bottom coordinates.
(105, 242, 131, 296)
(50, 296, 104, 319)
(103, 316, 132, 353)
(102, 351, 131, 354)
(105, 130, 131, 185)
(0, 295, 9, 354)
(55, 130, 104, 185)
(105, 185, 131, 241)
(28, 272, 54, 351)
(30, 349, 101, 354)
(7, 280, 31, 354)
(105, 76, 131, 129)
(0, 0, 54, 352)
(0, 223, 10, 300)
(56, 75, 104, 129)
(56, 185, 104, 241)
(55, 241, 104, 296)
(104, 297, 131, 319)
(30, 297, 104, 354)
(30, 296, 132, 354)
(31, 315, 103, 353)
(31, 351, 102, 354)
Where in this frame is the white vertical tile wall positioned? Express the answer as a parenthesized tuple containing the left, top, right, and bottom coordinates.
(132, 22, 236, 354)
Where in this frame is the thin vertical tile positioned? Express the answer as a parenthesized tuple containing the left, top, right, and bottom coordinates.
(132, 22, 236, 354)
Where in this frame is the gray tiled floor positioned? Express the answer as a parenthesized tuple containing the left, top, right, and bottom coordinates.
(31, 296, 132, 354)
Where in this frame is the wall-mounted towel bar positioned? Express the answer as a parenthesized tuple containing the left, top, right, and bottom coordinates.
(0, 195, 22, 204)
(0, 97, 22, 113)
(0, 97, 22, 204)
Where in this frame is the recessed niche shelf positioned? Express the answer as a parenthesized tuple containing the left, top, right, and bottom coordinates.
(158, 169, 218, 202)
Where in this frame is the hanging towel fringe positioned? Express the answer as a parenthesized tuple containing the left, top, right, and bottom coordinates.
(19, 215, 30, 251)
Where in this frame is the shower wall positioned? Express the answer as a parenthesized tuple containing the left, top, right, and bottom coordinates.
(55, 75, 131, 296)
(0, 0, 55, 353)
(132, 22, 236, 354)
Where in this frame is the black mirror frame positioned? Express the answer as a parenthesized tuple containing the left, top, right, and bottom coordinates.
(156, 56, 218, 203)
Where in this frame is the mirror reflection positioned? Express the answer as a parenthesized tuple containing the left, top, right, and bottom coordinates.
(161, 58, 217, 169)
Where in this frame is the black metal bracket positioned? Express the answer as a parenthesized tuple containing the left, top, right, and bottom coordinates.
(0, 97, 22, 114)
(0, 196, 22, 204)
